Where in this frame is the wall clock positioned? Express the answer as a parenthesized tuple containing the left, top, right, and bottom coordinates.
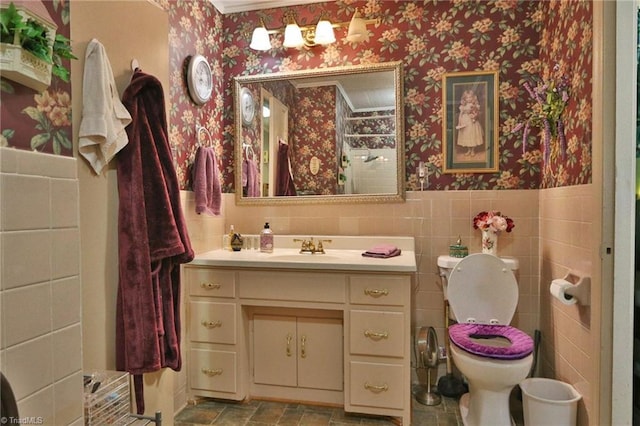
(240, 87, 255, 126)
(186, 54, 212, 105)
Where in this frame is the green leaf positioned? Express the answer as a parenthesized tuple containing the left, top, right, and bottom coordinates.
(52, 64, 70, 82)
(53, 34, 77, 59)
(54, 129, 71, 149)
(22, 106, 42, 120)
(30, 132, 50, 150)
(2, 128, 15, 139)
(0, 78, 15, 93)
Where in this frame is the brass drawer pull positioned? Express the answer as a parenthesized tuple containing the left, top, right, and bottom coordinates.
(286, 333, 292, 357)
(201, 320, 222, 328)
(364, 330, 388, 340)
(364, 382, 388, 392)
(201, 368, 223, 376)
(201, 282, 221, 290)
(300, 335, 307, 358)
(364, 288, 389, 297)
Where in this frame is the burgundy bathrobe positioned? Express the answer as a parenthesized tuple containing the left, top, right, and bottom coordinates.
(276, 140, 297, 196)
(116, 69, 194, 414)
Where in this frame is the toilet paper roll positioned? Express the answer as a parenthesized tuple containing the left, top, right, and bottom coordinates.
(550, 279, 577, 305)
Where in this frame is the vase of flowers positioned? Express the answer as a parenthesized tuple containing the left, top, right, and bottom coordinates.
(473, 211, 515, 256)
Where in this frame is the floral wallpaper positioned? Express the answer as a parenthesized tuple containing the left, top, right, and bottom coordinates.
(220, 0, 592, 191)
(0, 0, 593, 192)
(536, 0, 592, 188)
(0, 0, 72, 156)
(347, 110, 396, 149)
(153, 0, 227, 190)
(291, 85, 338, 195)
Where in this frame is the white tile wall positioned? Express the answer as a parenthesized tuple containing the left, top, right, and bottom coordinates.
(0, 147, 83, 425)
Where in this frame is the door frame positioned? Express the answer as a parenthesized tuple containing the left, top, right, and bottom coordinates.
(609, 1, 637, 425)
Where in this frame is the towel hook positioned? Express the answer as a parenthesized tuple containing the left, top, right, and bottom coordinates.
(196, 125, 214, 148)
(242, 143, 255, 160)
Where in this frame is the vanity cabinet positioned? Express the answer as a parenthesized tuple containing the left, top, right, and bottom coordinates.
(184, 265, 412, 425)
(253, 314, 343, 391)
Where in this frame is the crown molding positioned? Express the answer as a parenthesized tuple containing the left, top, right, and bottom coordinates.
(210, 0, 323, 14)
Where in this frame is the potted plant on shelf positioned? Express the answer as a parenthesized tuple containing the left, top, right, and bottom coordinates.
(0, 2, 76, 91)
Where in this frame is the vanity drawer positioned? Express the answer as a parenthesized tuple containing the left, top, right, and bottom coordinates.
(238, 271, 346, 303)
(190, 349, 237, 393)
(349, 275, 409, 306)
(186, 268, 236, 298)
(350, 310, 404, 357)
(349, 361, 404, 410)
(189, 301, 236, 344)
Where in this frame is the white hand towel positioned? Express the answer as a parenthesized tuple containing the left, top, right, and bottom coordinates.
(79, 38, 132, 174)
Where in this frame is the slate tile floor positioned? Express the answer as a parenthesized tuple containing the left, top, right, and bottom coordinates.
(174, 392, 464, 426)
(175, 389, 525, 425)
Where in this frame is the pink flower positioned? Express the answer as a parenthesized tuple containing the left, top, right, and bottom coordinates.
(473, 211, 515, 233)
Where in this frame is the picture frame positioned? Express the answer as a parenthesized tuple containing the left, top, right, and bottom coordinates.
(442, 70, 499, 173)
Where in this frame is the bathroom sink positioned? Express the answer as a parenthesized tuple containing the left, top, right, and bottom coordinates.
(190, 236, 418, 272)
(267, 253, 342, 262)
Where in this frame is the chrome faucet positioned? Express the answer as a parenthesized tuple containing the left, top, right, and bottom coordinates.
(293, 237, 332, 254)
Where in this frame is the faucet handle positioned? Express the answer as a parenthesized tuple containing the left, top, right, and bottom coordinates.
(293, 238, 313, 252)
(307, 237, 316, 251)
(316, 239, 332, 253)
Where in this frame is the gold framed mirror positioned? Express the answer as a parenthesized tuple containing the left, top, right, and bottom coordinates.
(234, 61, 405, 205)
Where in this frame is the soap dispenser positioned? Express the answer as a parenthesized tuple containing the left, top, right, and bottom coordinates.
(260, 222, 273, 253)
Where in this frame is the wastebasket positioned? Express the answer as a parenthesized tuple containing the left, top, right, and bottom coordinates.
(519, 378, 581, 426)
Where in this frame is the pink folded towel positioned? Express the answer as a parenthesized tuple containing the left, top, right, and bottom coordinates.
(362, 244, 401, 258)
(193, 146, 221, 216)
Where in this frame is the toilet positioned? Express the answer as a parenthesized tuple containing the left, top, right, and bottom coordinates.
(446, 253, 534, 426)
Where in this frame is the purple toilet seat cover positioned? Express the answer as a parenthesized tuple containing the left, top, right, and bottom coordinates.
(449, 323, 534, 360)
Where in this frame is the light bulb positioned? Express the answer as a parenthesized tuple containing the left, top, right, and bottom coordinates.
(250, 25, 271, 51)
(314, 19, 335, 45)
(283, 21, 304, 48)
(347, 8, 368, 43)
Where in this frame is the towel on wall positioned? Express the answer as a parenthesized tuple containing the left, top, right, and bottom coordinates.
(116, 69, 194, 415)
(276, 140, 296, 196)
(78, 38, 131, 174)
(243, 158, 260, 197)
(192, 146, 222, 216)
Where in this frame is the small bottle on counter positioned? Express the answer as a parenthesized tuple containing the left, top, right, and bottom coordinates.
(227, 225, 235, 251)
(230, 232, 243, 251)
(260, 222, 273, 253)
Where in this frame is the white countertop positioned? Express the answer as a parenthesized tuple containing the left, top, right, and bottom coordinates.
(189, 235, 417, 273)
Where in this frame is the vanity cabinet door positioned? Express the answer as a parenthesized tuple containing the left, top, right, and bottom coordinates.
(297, 317, 343, 391)
(253, 314, 343, 391)
(253, 315, 297, 387)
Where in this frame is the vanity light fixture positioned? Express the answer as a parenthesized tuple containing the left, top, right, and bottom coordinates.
(313, 12, 336, 45)
(346, 8, 368, 43)
(249, 8, 379, 51)
(249, 19, 272, 51)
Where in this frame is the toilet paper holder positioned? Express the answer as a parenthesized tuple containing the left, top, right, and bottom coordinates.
(551, 272, 591, 306)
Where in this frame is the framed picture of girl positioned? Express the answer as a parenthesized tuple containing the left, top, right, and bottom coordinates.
(442, 70, 499, 173)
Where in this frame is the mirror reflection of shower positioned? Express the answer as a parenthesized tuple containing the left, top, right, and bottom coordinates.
(342, 147, 396, 194)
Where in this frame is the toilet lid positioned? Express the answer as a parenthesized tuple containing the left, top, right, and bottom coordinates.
(447, 253, 518, 325)
(449, 323, 534, 360)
